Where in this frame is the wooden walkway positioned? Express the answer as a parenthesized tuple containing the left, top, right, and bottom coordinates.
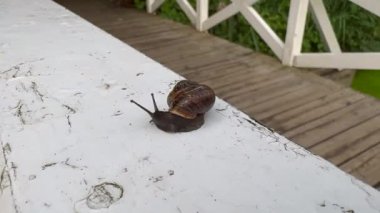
(56, 0, 380, 188)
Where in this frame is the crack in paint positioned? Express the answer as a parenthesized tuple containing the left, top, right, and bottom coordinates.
(42, 162, 58, 170)
(31, 81, 44, 102)
(0, 166, 11, 193)
(41, 113, 54, 119)
(41, 158, 87, 171)
(15, 101, 25, 125)
(331, 203, 355, 213)
(66, 115, 72, 131)
(62, 104, 76, 114)
(243, 117, 274, 133)
(3, 143, 11, 154)
(63, 158, 84, 170)
(11, 66, 20, 78)
(0, 58, 44, 79)
(1, 138, 21, 212)
(10, 162, 17, 179)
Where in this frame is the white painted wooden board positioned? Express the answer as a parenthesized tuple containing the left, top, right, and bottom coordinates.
(0, 0, 379, 213)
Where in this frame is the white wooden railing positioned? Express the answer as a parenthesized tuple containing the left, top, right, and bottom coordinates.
(146, 0, 380, 70)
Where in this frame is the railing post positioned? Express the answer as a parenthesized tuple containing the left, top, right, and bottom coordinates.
(350, 0, 380, 17)
(147, 0, 166, 13)
(238, 0, 284, 59)
(282, 0, 309, 66)
(309, 0, 341, 54)
(196, 0, 209, 31)
(147, 0, 154, 13)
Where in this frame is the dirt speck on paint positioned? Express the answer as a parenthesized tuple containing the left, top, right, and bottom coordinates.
(168, 170, 174, 176)
(149, 176, 164, 183)
(42, 162, 57, 170)
(104, 83, 111, 90)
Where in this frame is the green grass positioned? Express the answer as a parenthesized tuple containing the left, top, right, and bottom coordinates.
(352, 70, 380, 99)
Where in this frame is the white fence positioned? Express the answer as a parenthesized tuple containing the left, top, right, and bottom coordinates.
(146, 0, 380, 70)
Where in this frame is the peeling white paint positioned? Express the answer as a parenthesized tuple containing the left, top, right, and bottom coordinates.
(0, 0, 379, 213)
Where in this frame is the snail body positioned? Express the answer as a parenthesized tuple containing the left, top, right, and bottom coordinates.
(130, 80, 215, 132)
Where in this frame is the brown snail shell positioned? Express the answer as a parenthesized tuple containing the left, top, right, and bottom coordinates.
(167, 80, 215, 119)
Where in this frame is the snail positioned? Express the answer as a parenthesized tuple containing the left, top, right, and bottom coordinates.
(130, 80, 215, 132)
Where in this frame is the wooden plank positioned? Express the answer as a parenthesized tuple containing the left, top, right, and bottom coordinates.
(228, 71, 306, 105)
(100, 15, 168, 29)
(252, 91, 336, 121)
(279, 93, 364, 134)
(340, 143, 380, 186)
(73, 8, 149, 23)
(129, 34, 200, 51)
(144, 36, 216, 56)
(264, 88, 364, 126)
(174, 49, 267, 70)
(311, 115, 380, 165)
(167, 51, 252, 70)
(341, 142, 380, 172)
(197, 64, 282, 92)
(166, 49, 252, 72)
(122, 29, 193, 46)
(202, 69, 288, 102)
(228, 78, 309, 105)
(245, 83, 330, 120)
(284, 98, 371, 139)
(179, 54, 273, 79)
(123, 17, 192, 32)
(195, 61, 279, 87)
(132, 37, 192, 51)
(194, 67, 253, 85)
(216, 68, 293, 97)
(107, 21, 191, 38)
(104, 20, 184, 34)
(130, 32, 211, 51)
(158, 42, 252, 66)
(287, 98, 380, 148)
(183, 62, 251, 81)
(146, 43, 215, 63)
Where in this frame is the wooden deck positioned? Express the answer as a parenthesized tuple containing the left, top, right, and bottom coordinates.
(56, 0, 380, 188)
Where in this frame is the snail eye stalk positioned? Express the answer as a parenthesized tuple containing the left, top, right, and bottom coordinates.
(130, 99, 153, 116)
(151, 93, 158, 112)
